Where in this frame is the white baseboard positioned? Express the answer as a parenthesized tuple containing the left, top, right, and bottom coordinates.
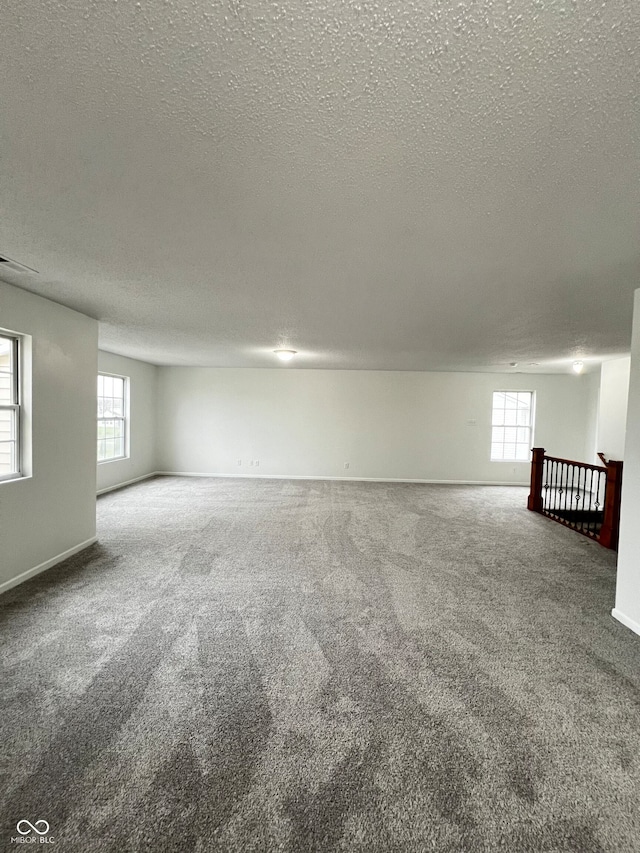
(97, 472, 157, 496)
(155, 471, 528, 486)
(0, 536, 99, 596)
(611, 608, 640, 638)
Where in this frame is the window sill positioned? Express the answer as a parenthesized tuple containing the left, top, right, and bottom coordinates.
(98, 456, 130, 466)
(0, 473, 31, 485)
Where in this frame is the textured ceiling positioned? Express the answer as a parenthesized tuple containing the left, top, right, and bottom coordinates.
(1, 0, 639, 371)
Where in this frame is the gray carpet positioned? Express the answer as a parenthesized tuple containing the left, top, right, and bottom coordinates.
(1, 476, 639, 852)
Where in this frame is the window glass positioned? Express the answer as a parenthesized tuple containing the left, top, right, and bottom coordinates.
(491, 391, 534, 461)
(97, 373, 128, 462)
(0, 334, 19, 479)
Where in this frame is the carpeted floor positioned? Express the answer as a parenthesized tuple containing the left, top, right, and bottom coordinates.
(1, 476, 639, 852)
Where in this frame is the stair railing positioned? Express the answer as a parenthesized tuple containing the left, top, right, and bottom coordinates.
(528, 447, 623, 550)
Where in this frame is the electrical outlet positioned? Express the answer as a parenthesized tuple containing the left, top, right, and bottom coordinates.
(254, 460, 260, 467)
(249, 460, 254, 467)
(237, 459, 242, 466)
(344, 462, 350, 469)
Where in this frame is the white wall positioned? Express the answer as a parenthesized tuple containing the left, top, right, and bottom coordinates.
(0, 281, 98, 591)
(97, 351, 157, 493)
(595, 357, 630, 462)
(157, 368, 597, 483)
(583, 369, 601, 466)
(613, 290, 640, 637)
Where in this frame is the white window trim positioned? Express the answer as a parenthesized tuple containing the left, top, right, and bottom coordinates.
(97, 371, 130, 464)
(0, 333, 21, 483)
(490, 390, 536, 462)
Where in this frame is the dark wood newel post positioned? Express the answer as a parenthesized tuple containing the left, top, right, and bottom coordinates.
(528, 447, 545, 513)
(599, 460, 623, 550)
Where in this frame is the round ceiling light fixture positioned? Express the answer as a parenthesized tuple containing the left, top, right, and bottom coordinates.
(274, 349, 297, 362)
(572, 361, 584, 374)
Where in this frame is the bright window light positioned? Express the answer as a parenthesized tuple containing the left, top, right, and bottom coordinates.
(97, 373, 128, 463)
(491, 391, 534, 462)
(0, 333, 20, 481)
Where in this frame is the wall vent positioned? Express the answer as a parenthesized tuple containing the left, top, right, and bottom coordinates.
(0, 255, 39, 275)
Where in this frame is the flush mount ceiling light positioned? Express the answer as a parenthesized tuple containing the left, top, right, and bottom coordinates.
(572, 361, 584, 374)
(274, 349, 297, 362)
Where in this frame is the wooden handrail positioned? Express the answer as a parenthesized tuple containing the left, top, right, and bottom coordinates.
(544, 455, 607, 473)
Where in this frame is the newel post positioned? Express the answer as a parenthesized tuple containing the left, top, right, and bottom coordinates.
(599, 460, 624, 550)
(528, 447, 545, 513)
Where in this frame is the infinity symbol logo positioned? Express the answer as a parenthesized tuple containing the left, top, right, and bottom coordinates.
(16, 820, 50, 836)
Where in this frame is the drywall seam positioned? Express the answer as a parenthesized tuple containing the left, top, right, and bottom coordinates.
(0, 537, 98, 595)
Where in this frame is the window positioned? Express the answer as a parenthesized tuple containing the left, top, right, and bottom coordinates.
(0, 333, 20, 480)
(97, 373, 128, 462)
(491, 391, 534, 461)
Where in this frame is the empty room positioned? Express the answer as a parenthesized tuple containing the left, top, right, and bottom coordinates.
(1, 0, 640, 851)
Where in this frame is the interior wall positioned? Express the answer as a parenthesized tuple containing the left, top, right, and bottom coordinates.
(595, 357, 631, 462)
(97, 351, 158, 493)
(157, 367, 597, 483)
(614, 290, 640, 637)
(0, 281, 98, 592)
(583, 370, 601, 465)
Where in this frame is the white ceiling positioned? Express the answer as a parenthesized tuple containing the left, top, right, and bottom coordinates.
(1, 0, 639, 372)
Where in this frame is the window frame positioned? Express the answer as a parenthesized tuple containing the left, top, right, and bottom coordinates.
(0, 333, 21, 483)
(97, 371, 129, 464)
(490, 390, 535, 463)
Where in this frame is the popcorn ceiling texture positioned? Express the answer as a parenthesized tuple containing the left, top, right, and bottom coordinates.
(0, 0, 639, 369)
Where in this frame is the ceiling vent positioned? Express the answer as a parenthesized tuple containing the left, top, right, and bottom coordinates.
(0, 255, 39, 276)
